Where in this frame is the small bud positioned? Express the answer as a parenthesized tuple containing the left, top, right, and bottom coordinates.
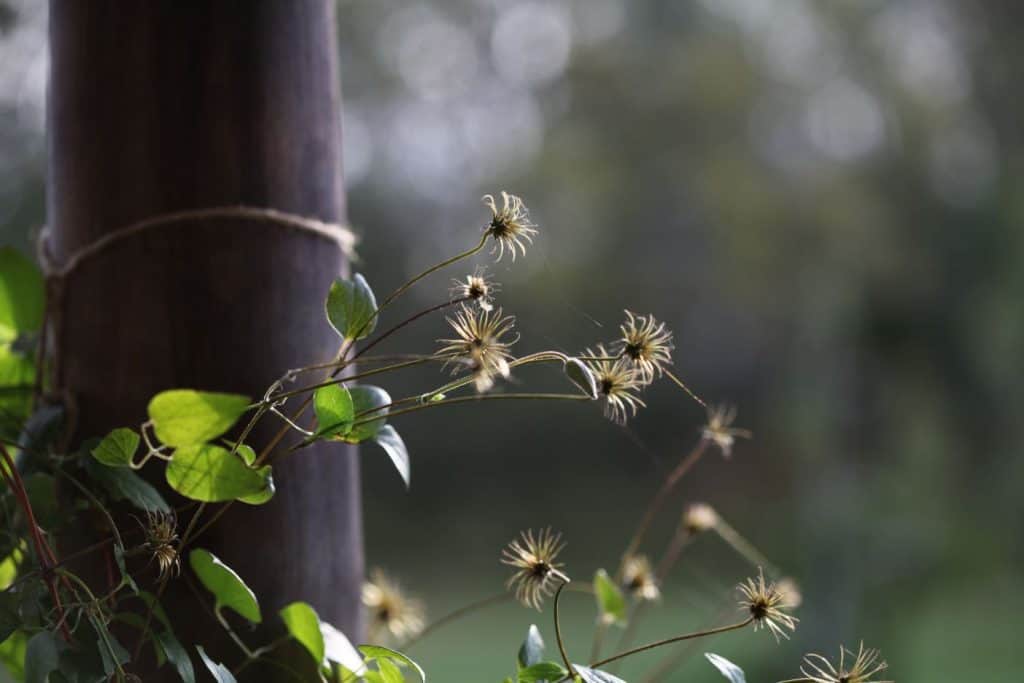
(683, 502, 719, 534)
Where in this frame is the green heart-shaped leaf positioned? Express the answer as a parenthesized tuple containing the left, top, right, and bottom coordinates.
(91, 428, 140, 467)
(345, 385, 391, 443)
(280, 602, 325, 666)
(326, 273, 378, 340)
(313, 383, 355, 439)
(166, 444, 272, 503)
(148, 390, 251, 448)
(190, 549, 261, 623)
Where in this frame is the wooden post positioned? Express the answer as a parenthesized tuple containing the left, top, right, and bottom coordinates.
(47, 1, 362, 676)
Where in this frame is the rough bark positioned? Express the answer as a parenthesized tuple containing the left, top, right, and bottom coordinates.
(47, 0, 362, 677)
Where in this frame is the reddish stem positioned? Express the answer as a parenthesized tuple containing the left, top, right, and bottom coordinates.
(0, 445, 72, 641)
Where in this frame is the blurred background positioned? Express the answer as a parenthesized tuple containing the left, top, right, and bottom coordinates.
(2, 0, 1021, 680)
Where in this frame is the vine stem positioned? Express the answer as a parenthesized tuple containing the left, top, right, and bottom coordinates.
(347, 393, 593, 429)
(270, 358, 434, 401)
(552, 576, 574, 676)
(713, 518, 780, 577)
(351, 297, 469, 362)
(0, 444, 72, 641)
(231, 635, 293, 676)
(557, 617, 754, 682)
(133, 499, 206, 659)
(608, 525, 698, 672)
(416, 351, 573, 401)
(283, 393, 594, 459)
(617, 438, 710, 580)
(375, 234, 488, 315)
(57, 570, 129, 679)
(639, 605, 734, 683)
(594, 439, 710, 662)
(665, 368, 706, 408)
(402, 592, 512, 650)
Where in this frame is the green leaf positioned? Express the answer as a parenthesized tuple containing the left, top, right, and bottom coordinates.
(0, 344, 34, 427)
(22, 473, 58, 530)
(0, 630, 27, 680)
(279, 602, 325, 666)
(372, 425, 410, 488)
(518, 624, 545, 668)
(87, 612, 129, 677)
(23, 631, 59, 683)
(85, 457, 170, 513)
(321, 622, 364, 674)
(166, 443, 273, 503)
(564, 358, 599, 399)
(229, 442, 257, 465)
(593, 569, 626, 625)
(0, 540, 25, 590)
(147, 389, 251, 448)
(0, 593, 18, 643)
(153, 627, 196, 683)
(326, 273, 378, 340)
(0, 247, 44, 341)
(359, 645, 426, 683)
(90, 428, 140, 467)
(313, 383, 354, 438)
(705, 653, 746, 683)
(375, 657, 405, 683)
(236, 477, 275, 505)
(197, 646, 237, 683)
(344, 385, 391, 443)
(189, 549, 261, 623)
(221, 443, 274, 506)
(518, 662, 566, 682)
(573, 665, 627, 683)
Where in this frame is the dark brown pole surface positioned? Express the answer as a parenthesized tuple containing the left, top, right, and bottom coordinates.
(47, 0, 362, 677)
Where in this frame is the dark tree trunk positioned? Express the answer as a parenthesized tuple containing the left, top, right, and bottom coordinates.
(47, 0, 362, 677)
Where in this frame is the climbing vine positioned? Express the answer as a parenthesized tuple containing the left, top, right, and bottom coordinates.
(0, 193, 890, 682)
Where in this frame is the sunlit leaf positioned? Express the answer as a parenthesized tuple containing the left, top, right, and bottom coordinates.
(91, 428, 140, 467)
(0, 540, 25, 590)
(343, 385, 390, 443)
(0, 344, 34, 427)
(372, 425, 409, 488)
(359, 645, 426, 683)
(280, 602, 325, 666)
(593, 569, 626, 625)
(326, 273, 378, 341)
(705, 653, 746, 683)
(197, 646, 237, 683)
(0, 630, 27, 680)
(313, 383, 354, 439)
(0, 247, 44, 341)
(148, 390, 251, 448)
(378, 657, 406, 683)
(518, 624, 545, 668)
(166, 443, 273, 503)
(189, 549, 261, 623)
